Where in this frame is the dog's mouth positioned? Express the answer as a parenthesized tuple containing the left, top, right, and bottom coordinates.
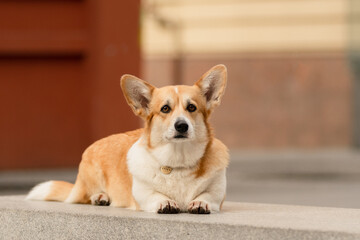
(174, 134, 188, 139)
(165, 134, 191, 142)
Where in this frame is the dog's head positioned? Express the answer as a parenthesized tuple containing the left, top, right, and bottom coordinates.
(121, 64, 227, 147)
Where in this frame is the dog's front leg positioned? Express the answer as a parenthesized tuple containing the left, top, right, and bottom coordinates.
(132, 179, 180, 213)
(188, 169, 226, 214)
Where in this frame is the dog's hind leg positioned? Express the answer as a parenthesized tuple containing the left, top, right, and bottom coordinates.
(64, 179, 89, 204)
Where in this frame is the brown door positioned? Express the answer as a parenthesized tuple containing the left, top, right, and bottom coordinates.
(0, 0, 140, 169)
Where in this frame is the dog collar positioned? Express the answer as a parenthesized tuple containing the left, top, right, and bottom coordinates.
(160, 166, 173, 174)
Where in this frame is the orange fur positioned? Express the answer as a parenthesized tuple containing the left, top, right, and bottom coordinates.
(195, 138, 229, 178)
(69, 129, 143, 207)
(27, 64, 229, 213)
(45, 181, 74, 202)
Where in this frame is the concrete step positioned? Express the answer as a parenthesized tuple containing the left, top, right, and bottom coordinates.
(1, 196, 360, 240)
(1, 150, 360, 208)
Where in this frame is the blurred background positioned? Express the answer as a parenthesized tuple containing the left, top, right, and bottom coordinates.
(0, 0, 359, 208)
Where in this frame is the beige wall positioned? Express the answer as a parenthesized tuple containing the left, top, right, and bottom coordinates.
(142, 0, 350, 55)
(141, 0, 353, 149)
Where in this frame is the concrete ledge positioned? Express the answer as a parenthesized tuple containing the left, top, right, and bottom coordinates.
(1, 196, 360, 240)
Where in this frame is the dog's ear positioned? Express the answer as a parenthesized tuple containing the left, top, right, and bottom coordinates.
(120, 74, 155, 118)
(195, 64, 227, 110)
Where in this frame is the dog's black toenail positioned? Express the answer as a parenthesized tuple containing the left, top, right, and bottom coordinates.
(190, 208, 197, 214)
(170, 206, 178, 213)
(199, 207, 205, 214)
(189, 206, 210, 214)
(158, 205, 180, 214)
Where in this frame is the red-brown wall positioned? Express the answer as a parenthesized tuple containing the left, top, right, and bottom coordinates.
(0, 0, 141, 169)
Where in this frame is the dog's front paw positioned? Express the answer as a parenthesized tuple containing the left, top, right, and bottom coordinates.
(157, 200, 180, 214)
(188, 200, 211, 214)
(90, 193, 110, 206)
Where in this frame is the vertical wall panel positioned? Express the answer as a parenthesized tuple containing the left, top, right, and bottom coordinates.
(0, 1, 140, 169)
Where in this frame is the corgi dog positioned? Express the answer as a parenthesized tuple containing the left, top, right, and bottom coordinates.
(26, 64, 229, 214)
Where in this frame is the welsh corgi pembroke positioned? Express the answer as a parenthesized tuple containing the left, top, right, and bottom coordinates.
(26, 64, 229, 214)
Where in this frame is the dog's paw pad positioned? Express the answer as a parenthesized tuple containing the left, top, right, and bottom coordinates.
(157, 200, 180, 214)
(188, 201, 211, 214)
(90, 193, 110, 206)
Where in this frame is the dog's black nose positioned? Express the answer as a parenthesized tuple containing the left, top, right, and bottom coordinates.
(174, 120, 188, 133)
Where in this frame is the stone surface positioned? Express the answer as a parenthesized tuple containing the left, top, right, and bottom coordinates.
(226, 150, 360, 208)
(0, 150, 360, 208)
(1, 195, 360, 240)
(1, 150, 360, 209)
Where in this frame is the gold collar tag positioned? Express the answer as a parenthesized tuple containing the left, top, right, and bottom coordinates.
(160, 166, 173, 174)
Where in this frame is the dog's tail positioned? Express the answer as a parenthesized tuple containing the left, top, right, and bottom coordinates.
(26, 181, 73, 202)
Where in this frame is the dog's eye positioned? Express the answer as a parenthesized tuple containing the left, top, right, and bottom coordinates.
(161, 105, 171, 113)
(187, 104, 197, 112)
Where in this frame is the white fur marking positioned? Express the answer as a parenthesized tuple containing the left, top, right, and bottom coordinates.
(127, 137, 225, 212)
(26, 181, 53, 200)
(174, 87, 178, 94)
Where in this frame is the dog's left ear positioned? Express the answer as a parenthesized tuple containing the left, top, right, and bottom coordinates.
(195, 64, 227, 110)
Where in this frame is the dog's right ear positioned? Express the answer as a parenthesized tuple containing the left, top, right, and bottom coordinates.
(120, 74, 155, 118)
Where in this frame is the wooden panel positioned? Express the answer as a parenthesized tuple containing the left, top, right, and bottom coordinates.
(0, 0, 86, 55)
(86, 0, 141, 140)
(0, 0, 141, 169)
(0, 57, 89, 169)
(0, 33, 86, 55)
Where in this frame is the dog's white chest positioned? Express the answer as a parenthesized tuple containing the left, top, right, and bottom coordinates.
(127, 139, 209, 210)
(152, 167, 203, 201)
